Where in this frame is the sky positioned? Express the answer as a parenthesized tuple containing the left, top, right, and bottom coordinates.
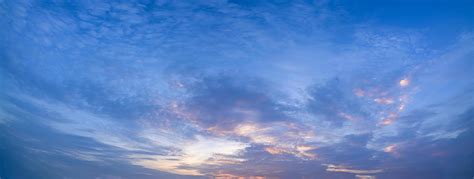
(0, 0, 473, 179)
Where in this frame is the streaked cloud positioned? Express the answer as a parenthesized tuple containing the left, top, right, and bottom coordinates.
(325, 164, 383, 174)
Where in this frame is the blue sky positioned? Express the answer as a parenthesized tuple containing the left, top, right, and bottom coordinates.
(1, 0, 473, 179)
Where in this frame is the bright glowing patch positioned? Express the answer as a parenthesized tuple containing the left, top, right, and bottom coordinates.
(265, 146, 286, 155)
(381, 119, 393, 125)
(384, 144, 396, 153)
(399, 78, 410, 87)
(131, 135, 249, 175)
(235, 123, 259, 136)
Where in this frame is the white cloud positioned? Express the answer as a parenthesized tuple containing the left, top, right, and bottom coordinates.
(325, 164, 383, 174)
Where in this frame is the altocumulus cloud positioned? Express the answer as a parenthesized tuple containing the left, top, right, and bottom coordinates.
(1, 0, 474, 179)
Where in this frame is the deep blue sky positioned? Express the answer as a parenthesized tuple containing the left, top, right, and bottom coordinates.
(1, 0, 473, 179)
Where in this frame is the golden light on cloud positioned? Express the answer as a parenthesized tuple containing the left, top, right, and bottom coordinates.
(264, 145, 317, 160)
(232, 122, 318, 160)
(381, 118, 393, 125)
(399, 78, 410, 87)
(234, 123, 280, 145)
(130, 135, 249, 176)
(265, 146, 286, 155)
(296, 145, 315, 152)
(383, 144, 396, 153)
(296, 145, 318, 159)
(235, 123, 259, 136)
(380, 113, 398, 126)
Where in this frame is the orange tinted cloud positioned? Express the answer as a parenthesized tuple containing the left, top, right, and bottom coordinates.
(399, 78, 410, 87)
(383, 144, 396, 153)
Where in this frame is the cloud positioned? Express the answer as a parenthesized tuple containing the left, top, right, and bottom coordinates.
(356, 175, 377, 179)
(1, 0, 474, 178)
(130, 135, 249, 176)
(325, 164, 383, 175)
(306, 78, 369, 127)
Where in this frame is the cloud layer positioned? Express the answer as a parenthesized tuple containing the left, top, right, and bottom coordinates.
(1, 0, 473, 178)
